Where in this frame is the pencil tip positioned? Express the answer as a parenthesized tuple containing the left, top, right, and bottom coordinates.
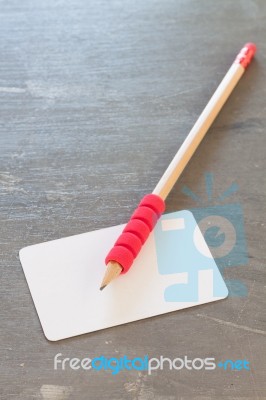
(99, 261, 123, 291)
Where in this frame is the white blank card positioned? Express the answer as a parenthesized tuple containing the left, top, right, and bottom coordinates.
(19, 210, 228, 341)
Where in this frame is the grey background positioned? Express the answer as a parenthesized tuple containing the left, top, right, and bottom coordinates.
(0, 0, 265, 399)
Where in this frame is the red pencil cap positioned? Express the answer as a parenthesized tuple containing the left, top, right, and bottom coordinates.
(234, 43, 256, 69)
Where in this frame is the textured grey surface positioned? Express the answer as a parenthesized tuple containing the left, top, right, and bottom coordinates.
(0, 0, 266, 399)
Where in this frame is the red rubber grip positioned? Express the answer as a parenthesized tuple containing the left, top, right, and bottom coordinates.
(139, 193, 165, 215)
(123, 219, 150, 244)
(105, 193, 165, 273)
(131, 206, 158, 230)
(114, 232, 142, 258)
